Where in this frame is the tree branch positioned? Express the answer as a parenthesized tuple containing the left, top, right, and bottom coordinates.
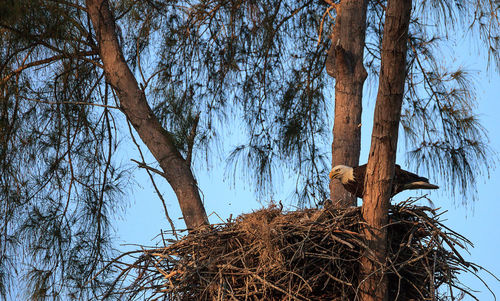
(20, 97, 120, 110)
(131, 159, 167, 178)
(0, 51, 99, 85)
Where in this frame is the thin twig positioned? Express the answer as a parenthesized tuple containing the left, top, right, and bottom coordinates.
(126, 119, 179, 239)
(20, 97, 120, 110)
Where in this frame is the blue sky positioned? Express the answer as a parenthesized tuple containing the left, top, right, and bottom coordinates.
(114, 40, 500, 300)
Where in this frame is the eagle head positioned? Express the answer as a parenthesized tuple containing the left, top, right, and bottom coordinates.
(329, 165, 354, 184)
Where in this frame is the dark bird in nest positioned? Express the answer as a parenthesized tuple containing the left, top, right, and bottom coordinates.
(329, 164, 439, 198)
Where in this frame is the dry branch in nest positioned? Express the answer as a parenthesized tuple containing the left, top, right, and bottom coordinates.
(104, 199, 491, 300)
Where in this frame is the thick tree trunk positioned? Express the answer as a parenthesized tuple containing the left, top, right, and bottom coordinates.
(358, 0, 412, 300)
(326, 0, 368, 207)
(86, 0, 208, 230)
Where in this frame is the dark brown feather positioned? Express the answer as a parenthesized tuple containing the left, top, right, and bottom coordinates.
(342, 164, 437, 198)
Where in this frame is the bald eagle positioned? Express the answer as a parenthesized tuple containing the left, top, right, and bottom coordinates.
(329, 164, 439, 198)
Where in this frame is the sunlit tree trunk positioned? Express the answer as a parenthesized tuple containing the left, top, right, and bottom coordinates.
(326, 0, 368, 207)
(358, 0, 412, 300)
(86, 0, 208, 230)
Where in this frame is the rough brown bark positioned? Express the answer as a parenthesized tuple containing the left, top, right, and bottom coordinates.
(359, 0, 412, 300)
(85, 0, 208, 229)
(326, 0, 368, 207)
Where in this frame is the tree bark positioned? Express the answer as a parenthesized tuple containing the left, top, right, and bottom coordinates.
(359, 0, 412, 300)
(86, 0, 208, 230)
(326, 0, 368, 207)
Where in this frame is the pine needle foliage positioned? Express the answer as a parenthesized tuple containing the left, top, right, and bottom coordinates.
(1, 0, 127, 298)
(129, 0, 333, 204)
(364, 0, 498, 201)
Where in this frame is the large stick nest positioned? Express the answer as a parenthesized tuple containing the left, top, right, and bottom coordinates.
(106, 200, 485, 300)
